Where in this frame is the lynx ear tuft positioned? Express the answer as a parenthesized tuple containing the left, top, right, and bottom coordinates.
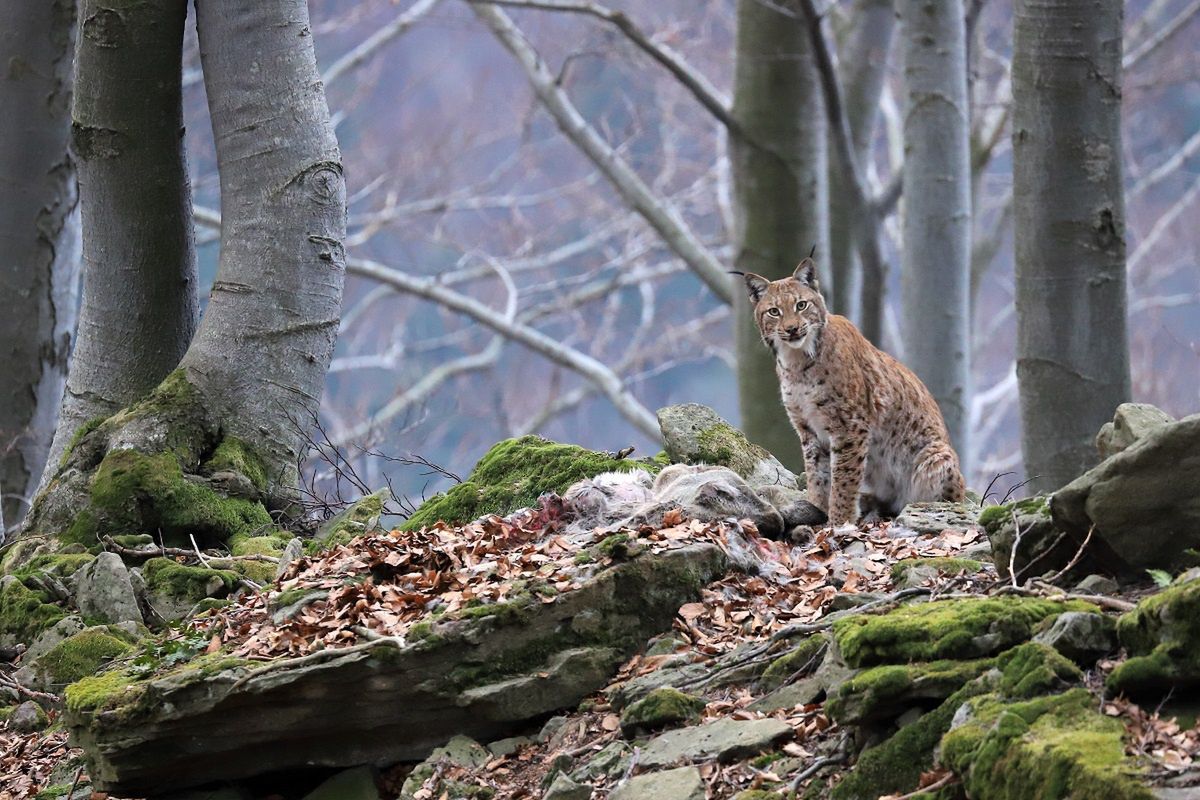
(742, 272, 771, 302)
(793, 258, 819, 290)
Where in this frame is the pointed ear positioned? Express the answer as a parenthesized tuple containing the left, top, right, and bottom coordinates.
(792, 258, 819, 291)
(742, 272, 771, 303)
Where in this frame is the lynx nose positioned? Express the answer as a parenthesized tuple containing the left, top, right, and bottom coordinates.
(785, 325, 800, 336)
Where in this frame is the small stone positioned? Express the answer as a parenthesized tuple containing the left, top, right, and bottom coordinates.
(748, 677, 824, 713)
(1074, 574, 1120, 595)
(895, 707, 924, 729)
(619, 687, 705, 735)
(486, 736, 532, 758)
(21, 616, 84, 664)
(1033, 611, 1117, 666)
(639, 718, 791, 769)
(610, 767, 704, 800)
(274, 537, 304, 581)
(1096, 403, 1174, 460)
(74, 552, 142, 625)
(571, 741, 630, 783)
(428, 735, 490, 770)
(302, 766, 380, 800)
(539, 715, 569, 743)
(543, 773, 591, 800)
(9, 700, 48, 733)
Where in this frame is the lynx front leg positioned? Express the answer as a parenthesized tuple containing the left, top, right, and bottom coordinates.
(828, 433, 868, 527)
(797, 423, 830, 513)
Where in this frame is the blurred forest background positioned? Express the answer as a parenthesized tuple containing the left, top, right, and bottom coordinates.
(4, 0, 1199, 526)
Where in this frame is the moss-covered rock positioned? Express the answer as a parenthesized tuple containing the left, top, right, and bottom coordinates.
(994, 642, 1083, 699)
(890, 557, 983, 583)
(0, 577, 66, 644)
(33, 626, 138, 687)
(619, 686, 705, 734)
(314, 489, 388, 547)
(203, 436, 268, 491)
(826, 658, 994, 726)
(831, 597, 1096, 668)
(940, 688, 1152, 800)
(141, 558, 238, 603)
(403, 436, 661, 529)
(760, 633, 828, 690)
(9, 553, 95, 580)
(1108, 576, 1200, 699)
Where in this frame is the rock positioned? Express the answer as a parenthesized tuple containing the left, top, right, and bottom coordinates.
(619, 687, 705, 735)
(571, 741, 630, 783)
(891, 557, 984, 590)
(1074, 574, 1120, 595)
(274, 537, 304, 581)
(25, 626, 137, 691)
(607, 643, 767, 710)
(486, 735, 532, 757)
(828, 592, 886, 612)
(638, 717, 791, 769)
(979, 496, 1099, 582)
(400, 737, 489, 799)
(9, 700, 49, 733)
(610, 767, 705, 800)
(1107, 577, 1200, 699)
(543, 773, 591, 800)
(759, 634, 828, 691)
(1033, 610, 1117, 666)
(1053, 414, 1200, 575)
(303, 767, 380, 800)
(539, 715, 570, 744)
(826, 659, 993, 727)
(316, 489, 389, 544)
(1095, 403, 1175, 460)
(656, 404, 801, 491)
(140, 558, 239, 622)
(21, 616, 85, 665)
(73, 552, 142, 625)
(748, 677, 824, 713)
(67, 543, 728, 795)
(893, 502, 980, 535)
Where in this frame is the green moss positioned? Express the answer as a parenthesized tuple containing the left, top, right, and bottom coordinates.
(827, 658, 994, 725)
(1107, 577, 1200, 699)
(88, 449, 272, 547)
(454, 598, 532, 625)
(36, 627, 136, 687)
(109, 533, 155, 549)
(761, 634, 828, 690)
(35, 784, 73, 800)
(996, 642, 1082, 699)
(12, 553, 94, 580)
(593, 532, 641, 561)
(407, 620, 444, 646)
(113, 369, 212, 466)
(141, 557, 238, 601)
(693, 421, 776, 477)
(229, 530, 290, 557)
(402, 436, 661, 529)
(0, 579, 65, 643)
(734, 791, 784, 800)
(59, 415, 108, 468)
(941, 689, 1151, 800)
(573, 551, 595, 565)
(977, 496, 1049, 533)
(832, 597, 1096, 668)
(203, 436, 268, 491)
(619, 687, 705, 734)
(62, 508, 101, 549)
(64, 669, 142, 715)
(891, 558, 984, 581)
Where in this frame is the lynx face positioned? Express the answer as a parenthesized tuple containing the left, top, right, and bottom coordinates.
(743, 259, 827, 359)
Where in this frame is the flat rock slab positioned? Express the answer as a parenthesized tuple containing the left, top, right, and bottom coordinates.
(893, 502, 980, 535)
(639, 717, 792, 769)
(69, 544, 728, 795)
(610, 767, 705, 800)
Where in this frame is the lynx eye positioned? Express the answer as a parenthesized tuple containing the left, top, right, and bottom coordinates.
(796, 300, 809, 311)
(766, 308, 782, 317)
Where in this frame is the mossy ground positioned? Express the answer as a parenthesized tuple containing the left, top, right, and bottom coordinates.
(203, 436, 268, 491)
(619, 687, 705, 734)
(826, 658, 994, 725)
(1108, 577, 1200, 698)
(402, 436, 661, 529)
(890, 557, 984, 582)
(760, 633, 828, 690)
(141, 558, 238, 602)
(832, 597, 1096, 668)
(0, 579, 66, 643)
(978, 495, 1049, 533)
(36, 627, 138, 687)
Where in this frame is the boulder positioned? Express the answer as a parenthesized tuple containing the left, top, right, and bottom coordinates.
(619, 687, 705, 735)
(65, 543, 728, 795)
(656, 404, 801, 492)
(1107, 577, 1200, 699)
(979, 497, 1100, 582)
(1053, 415, 1200, 575)
(610, 767, 705, 800)
(315, 489, 388, 545)
(1095, 403, 1174, 460)
(637, 717, 791, 769)
(1032, 610, 1117, 666)
(1074, 574, 1120, 595)
(9, 700, 49, 733)
(73, 552, 142, 625)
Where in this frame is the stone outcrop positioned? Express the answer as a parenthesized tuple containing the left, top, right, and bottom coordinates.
(656, 404, 802, 494)
(1095, 403, 1174, 460)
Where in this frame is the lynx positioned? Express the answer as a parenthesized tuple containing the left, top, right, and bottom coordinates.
(742, 258, 966, 527)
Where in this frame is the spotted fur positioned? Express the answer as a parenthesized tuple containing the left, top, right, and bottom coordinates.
(743, 258, 966, 526)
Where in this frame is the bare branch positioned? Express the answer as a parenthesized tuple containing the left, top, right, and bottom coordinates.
(1129, 169, 1200, 274)
(1123, 0, 1200, 71)
(1129, 126, 1200, 201)
(469, 2, 733, 304)
(322, 0, 443, 86)
(465, 0, 734, 132)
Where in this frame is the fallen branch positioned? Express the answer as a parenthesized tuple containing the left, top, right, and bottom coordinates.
(1044, 525, 1095, 585)
(789, 734, 852, 791)
(102, 536, 279, 565)
(0, 672, 60, 705)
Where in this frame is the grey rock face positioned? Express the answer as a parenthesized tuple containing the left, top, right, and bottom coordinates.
(1074, 574, 1120, 595)
(656, 404, 801, 491)
(68, 543, 729, 796)
(610, 767, 705, 800)
(1053, 414, 1200, 574)
(9, 700, 49, 733)
(894, 501, 980, 535)
(543, 773, 592, 800)
(1032, 611, 1117, 666)
(274, 537, 305, 581)
(74, 552, 142, 625)
(1095, 403, 1174, 460)
(638, 717, 791, 769)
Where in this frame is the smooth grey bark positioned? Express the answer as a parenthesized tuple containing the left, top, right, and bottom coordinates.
(827, 0, 894, 323)
(38, 0, 199, 490)
(182, 0, 347, 496)
(0, 0, 80, 529)
(1013, 0, 1130, 493)
(731, 0, 829, 472)
(898, 0, 973, 467)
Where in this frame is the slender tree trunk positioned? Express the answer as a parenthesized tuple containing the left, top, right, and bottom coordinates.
(898, 0, 973, 468)
(182, 0, 346, 498)
(0, 0, 80, 530)
(37, 0, 199, 490)
(731, 0, 829, 472)
(828, 0, 894, 323)
(1013, 0, 1130, 493)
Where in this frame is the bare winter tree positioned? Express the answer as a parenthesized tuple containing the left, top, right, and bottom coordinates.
(13, 0, 345, 558)
(731, 0, 828, 471)
(1013, 0, 1131, 492)
(898, 0, 973, 465)
(0, 0, 79, 529)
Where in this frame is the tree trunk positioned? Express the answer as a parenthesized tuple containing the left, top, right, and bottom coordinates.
(0, 0, 80, 530)
(827, 0, 895, 323)
(1013, 0, 1130, 493)
(182, 0, 346, 497)
(731, 0, 829, 472)
(37, 0, 200, 491)
(898, 0, 973, 468)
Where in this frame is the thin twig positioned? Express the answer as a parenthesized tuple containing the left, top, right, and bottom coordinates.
(892, 771, 957, 799)
(1008, 509, 1023, 588)
(789, 734, 851, 791)
(66, 765, 85, 800)
(1044, 525, 1095, 585)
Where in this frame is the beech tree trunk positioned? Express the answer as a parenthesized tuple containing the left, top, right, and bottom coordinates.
(731, 0, 829, 472)
(0, 0, 80, 530)
(182, 0, 347, 495)
(827, 0, 894, 324)
(898, 0, 973, 468)
(38, 0, 199, 490)
(1013, 0, 1130, 493)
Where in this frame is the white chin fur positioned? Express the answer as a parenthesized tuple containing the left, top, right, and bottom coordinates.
(780, 335, 818, 358)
